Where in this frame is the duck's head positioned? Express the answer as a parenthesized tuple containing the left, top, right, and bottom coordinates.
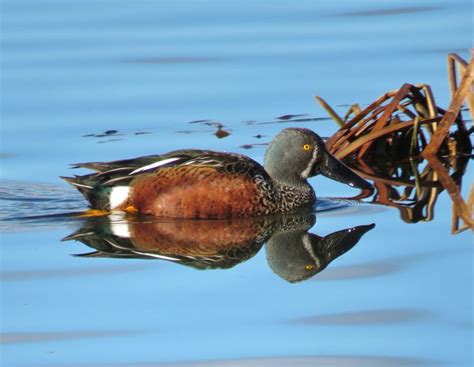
(264, 128, 372, 190)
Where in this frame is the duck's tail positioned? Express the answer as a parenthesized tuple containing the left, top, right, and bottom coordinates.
(60, 175, 112, 210)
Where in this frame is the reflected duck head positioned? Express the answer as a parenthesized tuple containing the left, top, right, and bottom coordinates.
(265, 223, 375, 283)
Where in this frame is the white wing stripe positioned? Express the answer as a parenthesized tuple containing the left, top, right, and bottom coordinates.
(132, 251, 181, 261)
(129, 157, 180, 175)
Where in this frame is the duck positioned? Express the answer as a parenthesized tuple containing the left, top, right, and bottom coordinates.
(61, 128, 371, 218)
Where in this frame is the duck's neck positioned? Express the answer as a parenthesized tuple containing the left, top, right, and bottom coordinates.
(272, 179, 316, 213)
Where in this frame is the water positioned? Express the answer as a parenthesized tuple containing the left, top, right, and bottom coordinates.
(1, 0, 473, 366)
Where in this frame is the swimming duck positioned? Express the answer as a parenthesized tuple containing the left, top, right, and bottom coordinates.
(62, 128, 371, 218)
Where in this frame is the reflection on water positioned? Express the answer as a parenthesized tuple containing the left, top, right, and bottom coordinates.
(63, 213, 374, 283)
(265, 219, 374, 283)
(340, 153, 472, 233)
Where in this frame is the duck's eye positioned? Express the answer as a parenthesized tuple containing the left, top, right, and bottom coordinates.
(303, 144, 312, 151)
(305, 264, 314, 270)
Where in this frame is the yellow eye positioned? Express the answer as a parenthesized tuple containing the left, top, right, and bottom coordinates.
(303, 144, 311, 151)
(305, 264, 314, 270)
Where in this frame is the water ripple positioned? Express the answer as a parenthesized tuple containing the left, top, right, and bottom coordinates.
(0, 180, 86, 230)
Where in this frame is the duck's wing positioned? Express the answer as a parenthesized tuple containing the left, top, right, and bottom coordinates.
(65, 150, 210, 185)
(71, 149, 214, 174)
(66, 149, 264, 186)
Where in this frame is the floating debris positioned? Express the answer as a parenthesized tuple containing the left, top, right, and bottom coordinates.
(185, 119, 231, 138)
(240, 144, 253, 150)
(240, 143, 268, 150)
(214, 127, 231, 139)
(97, 139, 123, 144)
(189, 121, 232, 138)
(276, 114, 309, 120)
(258, 116, 330, 125)
(82, 129, 152, 141)
(188, 119, 213, 124)
(83, 130, 121, 138)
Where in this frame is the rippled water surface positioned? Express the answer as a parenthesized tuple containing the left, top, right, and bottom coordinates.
(1, 1, 473, 366)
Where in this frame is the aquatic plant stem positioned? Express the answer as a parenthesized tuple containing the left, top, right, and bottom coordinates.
(423, 56, 473, 156)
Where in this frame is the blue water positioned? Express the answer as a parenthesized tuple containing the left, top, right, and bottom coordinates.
(1, 0, 473, 366)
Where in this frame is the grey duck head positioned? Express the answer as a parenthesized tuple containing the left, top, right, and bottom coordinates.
(264, 128, 372, 190)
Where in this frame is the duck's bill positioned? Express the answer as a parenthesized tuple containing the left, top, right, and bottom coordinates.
(315, 152, 373, 190)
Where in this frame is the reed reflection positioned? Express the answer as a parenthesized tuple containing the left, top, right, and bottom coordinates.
(346, 153, 471, 233)
(63, 214, 374, 282)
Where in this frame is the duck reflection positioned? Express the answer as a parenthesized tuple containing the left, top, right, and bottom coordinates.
(63, 214, 374, 282)
(265, 222, 375, 283)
